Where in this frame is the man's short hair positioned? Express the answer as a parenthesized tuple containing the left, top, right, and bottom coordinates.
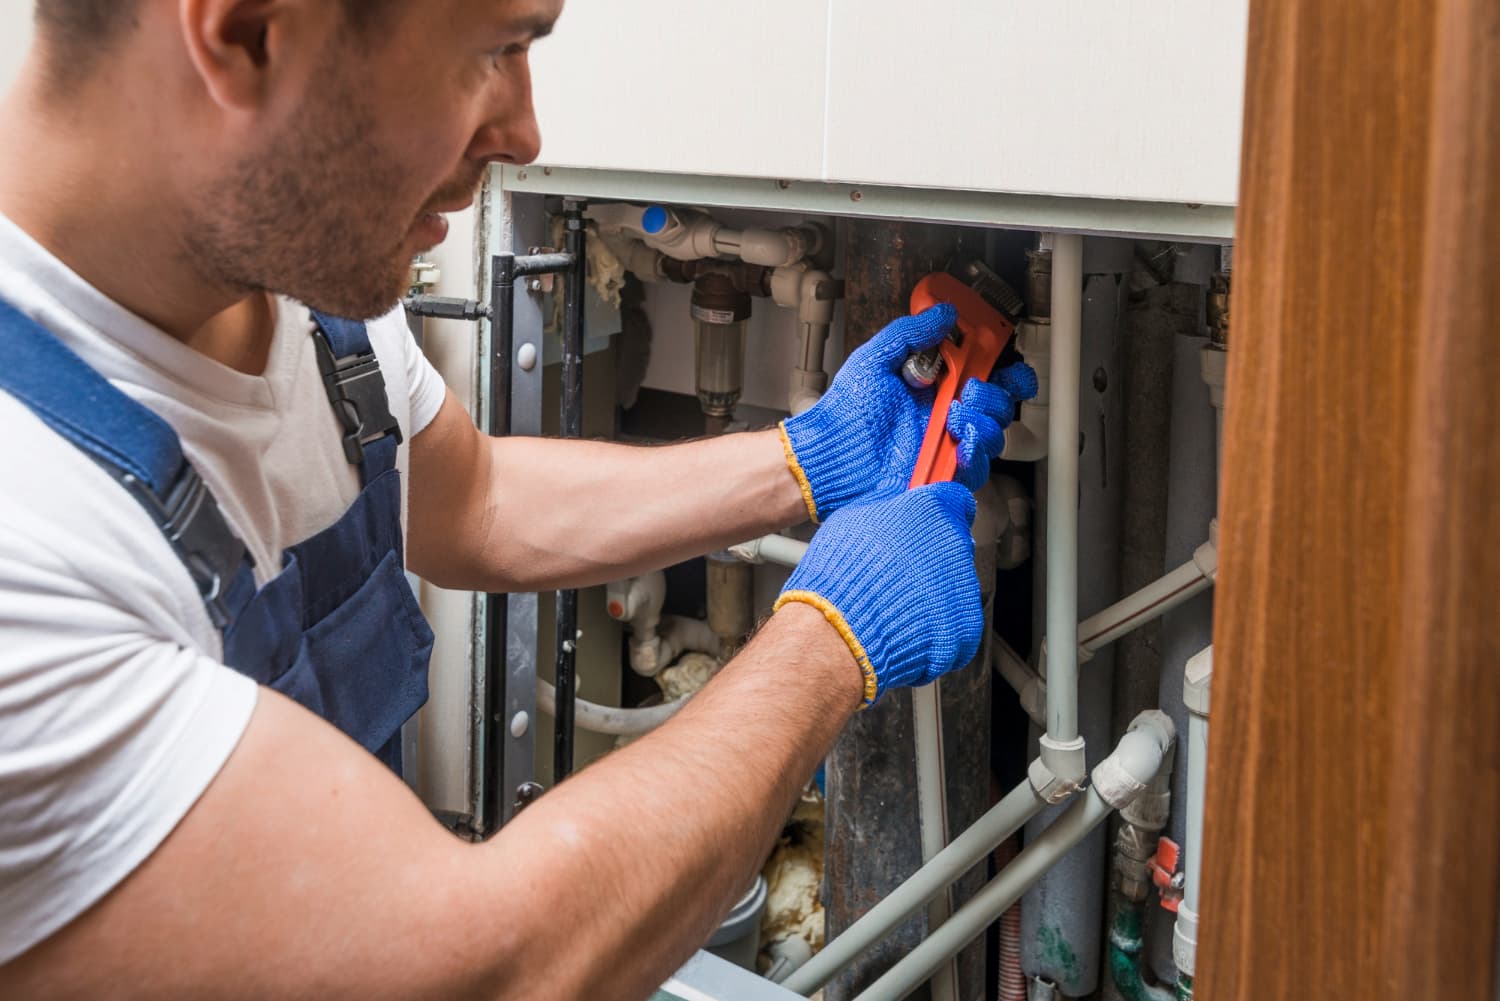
(34, 1, 395, 83)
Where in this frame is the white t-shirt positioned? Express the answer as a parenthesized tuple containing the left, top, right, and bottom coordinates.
(0, 213, 447, 964)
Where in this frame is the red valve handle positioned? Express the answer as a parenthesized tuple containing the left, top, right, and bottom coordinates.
(907, 272, 1019, 488)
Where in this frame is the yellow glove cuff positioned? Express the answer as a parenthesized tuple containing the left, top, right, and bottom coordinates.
(778, 422, 821, 526)
(774, 590, 878, 708)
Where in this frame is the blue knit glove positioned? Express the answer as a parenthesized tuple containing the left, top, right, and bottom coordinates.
(774, 483, 983, 706)
(779, 304, 1038, 522)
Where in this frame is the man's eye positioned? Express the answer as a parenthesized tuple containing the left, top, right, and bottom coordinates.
(491, 43, 529, 65)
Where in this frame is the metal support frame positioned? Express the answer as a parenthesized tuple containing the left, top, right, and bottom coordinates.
(552, 200, 588, 783)
(408, 222, 580, 832)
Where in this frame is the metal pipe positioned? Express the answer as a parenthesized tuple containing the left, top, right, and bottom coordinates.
(1044, 235, 1083, 745)
(403, 294, 490, 321)
(553, 202, 587, 782)
(706, 553, 754, 661)
(513, 252, 574, 276)
(783, 779, 1047, 997)
(853, 788, 1117, 1001)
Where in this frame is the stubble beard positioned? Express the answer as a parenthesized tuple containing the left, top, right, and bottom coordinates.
(183, 76, 430, 321)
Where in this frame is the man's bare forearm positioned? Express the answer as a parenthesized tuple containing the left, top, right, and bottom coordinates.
(472, 601, 861, 998)
(408, 391, 809, 592)
(411, 413, 806, 594)
(0, 605, 861, 1001)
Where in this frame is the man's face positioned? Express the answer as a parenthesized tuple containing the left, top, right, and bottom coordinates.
(184, 0, 559, 320)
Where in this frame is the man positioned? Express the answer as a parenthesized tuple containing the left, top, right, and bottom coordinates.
(0, 2, 1032, 998)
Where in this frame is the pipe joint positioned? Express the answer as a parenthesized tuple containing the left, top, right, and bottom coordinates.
(602, 235, 668, 283)
(1113, 823, 1159, 903)
(728, 533, 808, 568)
(993, 636, 1047, 726)
(729, 225, 823, 268)
(1032, 736, 1088, 803)
(1183, 646, 1213, 718)
(605, 573, 668, 677)
(1001, 320, 1052, 462)
(1191, 537, 1218, 582)
(1092, 711, 1177, 812)
(1172, 903, 1199, 979)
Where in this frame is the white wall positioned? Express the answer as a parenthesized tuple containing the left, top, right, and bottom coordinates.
(0, 0, 35, 99)
(530, 0, 1250, 206)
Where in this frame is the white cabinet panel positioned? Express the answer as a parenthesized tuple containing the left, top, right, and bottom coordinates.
(530, 0, 830, 181)
(824, 0, 1247, 204)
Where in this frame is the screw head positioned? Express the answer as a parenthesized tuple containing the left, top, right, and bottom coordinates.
(517, 170, 528, 181)
(514, 782, 545, 813)
(850, 190, 864, 202)
(509, 711, 530, 738)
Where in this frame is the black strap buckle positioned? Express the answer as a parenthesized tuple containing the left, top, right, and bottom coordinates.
(120, 465, 251, 629)
(311, 331, 404, 466)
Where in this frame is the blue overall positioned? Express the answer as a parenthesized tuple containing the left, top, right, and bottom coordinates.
(0, 299, 432, 772)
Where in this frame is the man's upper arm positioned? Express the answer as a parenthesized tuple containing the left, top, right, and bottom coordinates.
(0, 522, 258, 967)
(406, 386, 495, 587)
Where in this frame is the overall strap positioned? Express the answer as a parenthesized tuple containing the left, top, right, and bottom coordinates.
(0, 299, 255, 628)
(308, 310, 403, 484)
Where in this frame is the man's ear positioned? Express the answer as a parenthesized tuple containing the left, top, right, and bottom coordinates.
(177, 0, 310, 111)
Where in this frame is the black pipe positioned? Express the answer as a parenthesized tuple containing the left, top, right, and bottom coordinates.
(553, 201, 587, 782)
(514, 253, 574, 277)
(480, 253, 517, 831)
(404, 294, 490, 321)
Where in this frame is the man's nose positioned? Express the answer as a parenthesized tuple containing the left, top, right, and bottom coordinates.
(468, 82, 543, 167)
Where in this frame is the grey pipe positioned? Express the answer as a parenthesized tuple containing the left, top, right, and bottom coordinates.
(1024, 247, 1127, 996)
(856, 713, 1174, 1001)
(1147, 325, 1219, 985)
(784, 779, 1048, 997)
(855, 788, 1117, 1001)
(1043, 234, 1084, 748)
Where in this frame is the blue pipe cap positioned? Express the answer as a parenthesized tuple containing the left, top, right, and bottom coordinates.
(641, 205, 670, 235)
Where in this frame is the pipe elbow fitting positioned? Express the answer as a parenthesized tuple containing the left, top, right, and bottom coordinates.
(1092, 710, 1177, 812)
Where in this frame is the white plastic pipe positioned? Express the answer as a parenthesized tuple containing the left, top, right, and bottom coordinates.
(1040, 234, 1085, 788)
(1174, 645, 1212, 982)
(1183, 713, 1207, 916)
(1201, 346, 1227, 478)
(536, 679, 687, 737)
(772, 262, 838, 415)
(1000, 321, 1052, 462)
(606, 572, 668, 677)
(1046, 234, 1082, 741)
(783, 779, 1048, 997)
(912, 682, 957, 1001)
(729, 533, 809, 568)
(993, 635, 1047, 727)
(1076, 542, 1216, 656)
(854, 711, 1175, 1001)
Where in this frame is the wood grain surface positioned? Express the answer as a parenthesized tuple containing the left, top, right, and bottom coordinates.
(1199, 0, 1500, 998)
